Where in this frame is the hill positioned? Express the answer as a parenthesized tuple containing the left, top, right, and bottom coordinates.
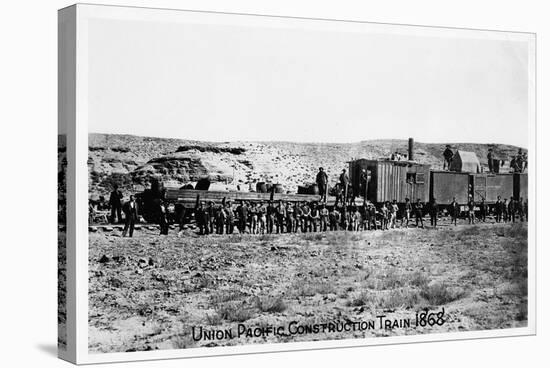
(86, 133, 525, 198)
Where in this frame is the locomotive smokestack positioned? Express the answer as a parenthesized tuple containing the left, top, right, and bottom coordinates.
(408, 138, 414, 161)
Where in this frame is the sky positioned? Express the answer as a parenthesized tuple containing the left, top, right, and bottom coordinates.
(87, 14, 532, 148)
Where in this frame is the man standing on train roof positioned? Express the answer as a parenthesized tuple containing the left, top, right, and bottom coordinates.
(359, 169, 369, 198)
(516, 149, 525, 173)
(487, 148, 494, 173)
(414, 198, 424, 228)
(316, 167, 329, 202)
(109, 184, 123, 224)
(443, 145, 454, 171)
(122, 195, 138, 238)
(339, 169, 350, 205)
(449, 197, 459, 226)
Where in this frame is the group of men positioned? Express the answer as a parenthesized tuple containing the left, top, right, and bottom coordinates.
(191, 197, 437, 236)
(494, 196, 528, 223)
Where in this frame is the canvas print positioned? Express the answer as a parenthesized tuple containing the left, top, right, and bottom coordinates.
(58, 4, 535, 362)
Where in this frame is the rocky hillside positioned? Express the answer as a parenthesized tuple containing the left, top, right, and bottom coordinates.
(87, 133, 526, 198)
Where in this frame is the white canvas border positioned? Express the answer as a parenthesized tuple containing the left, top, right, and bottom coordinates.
(70, 3, 537, 364)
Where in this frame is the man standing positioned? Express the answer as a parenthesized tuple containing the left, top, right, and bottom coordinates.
(495, 196, 503, 223)
(225, 202, 235, 234)
(285, 202, 295, 233)
(109, 185, 123, 223)
(319, 204, 329, 232)
(478, 198, 487, 222)
(390, 199, 399, 229)
(467, 197, 476, 224)
(403, 198, 412, 228)
(517, 197, 525, 222)
(276, 200, 286, 233)
(310, 203, 320, 232)
(195, 201, 210, 235)
(414, 199, 424, 228)
(158, 201, 169, 235)
(293, 202, 303, 233)
(443, 145, 454, 171)
(266, 201, 276, 234)
(359, 169, 369, 199)
(316, 167, 329, 202)
(301, 202, 311, 232)
(508, 196, 516, 223)
(449, 197, 459, 226)
(429, 198, 438, 228)
(122, 195, 138, 237)
(339, 169, 350, 205)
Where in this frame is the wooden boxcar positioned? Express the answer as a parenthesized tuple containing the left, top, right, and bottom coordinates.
(513, 173, 528, 200)
(430, 170, 470, 205)
(349, 159, 430, 204)
(472, 173, 514, 203)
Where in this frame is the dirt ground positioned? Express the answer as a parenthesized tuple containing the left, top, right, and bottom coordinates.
(88, 219, 528, 353)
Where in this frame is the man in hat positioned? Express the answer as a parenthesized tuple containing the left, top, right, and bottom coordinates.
(109, 184, 123, 223)
(339, 169, 350, 205)
(443, 145, 454, 171)
(359, 169, 369, 198)
(195, 201, 210, 235)
(414, 199, 424, 228)
(122, 195, 139, 237)
(449, 197, 460, 226)
(316, 167, 329, 202)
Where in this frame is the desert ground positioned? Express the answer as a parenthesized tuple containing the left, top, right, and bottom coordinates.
(88, 219, 528, 353)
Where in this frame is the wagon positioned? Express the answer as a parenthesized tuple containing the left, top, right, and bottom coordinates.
(471, 173, 514, 204)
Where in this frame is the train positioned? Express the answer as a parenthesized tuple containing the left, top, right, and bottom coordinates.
(135, 138, 528, 222)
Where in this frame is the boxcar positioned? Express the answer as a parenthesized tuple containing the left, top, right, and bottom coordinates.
(430, 171, 470, 205)
(349, 159, 430, 204)
(472, 173, 514, 203)
(513, 173, 528, 200)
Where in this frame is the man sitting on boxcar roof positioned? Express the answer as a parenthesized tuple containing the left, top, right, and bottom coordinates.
(443, 145, 454, 170)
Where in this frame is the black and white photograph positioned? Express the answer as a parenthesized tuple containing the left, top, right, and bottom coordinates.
(55, 3, 536, 365)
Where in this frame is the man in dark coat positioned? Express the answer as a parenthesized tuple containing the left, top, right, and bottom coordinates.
(414, 199, 424, 228)
(495, 196, 503, 223)
(508, 197, 516, 223)
(359, 169, 369, 198)
(109, 185, 123, 223)
(158, 201, 169, 235)
(122, 195, 139, 237)
(339, 169, 350, 205)
(316, 167, 329, 202)
(449, 197, 460, 226)
(195, 201, 210, 235)
(478, 198, 487, 222)
(443, 145, 454, 170)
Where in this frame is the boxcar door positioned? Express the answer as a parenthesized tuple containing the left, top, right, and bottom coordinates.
(473, 174, 487, 202)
